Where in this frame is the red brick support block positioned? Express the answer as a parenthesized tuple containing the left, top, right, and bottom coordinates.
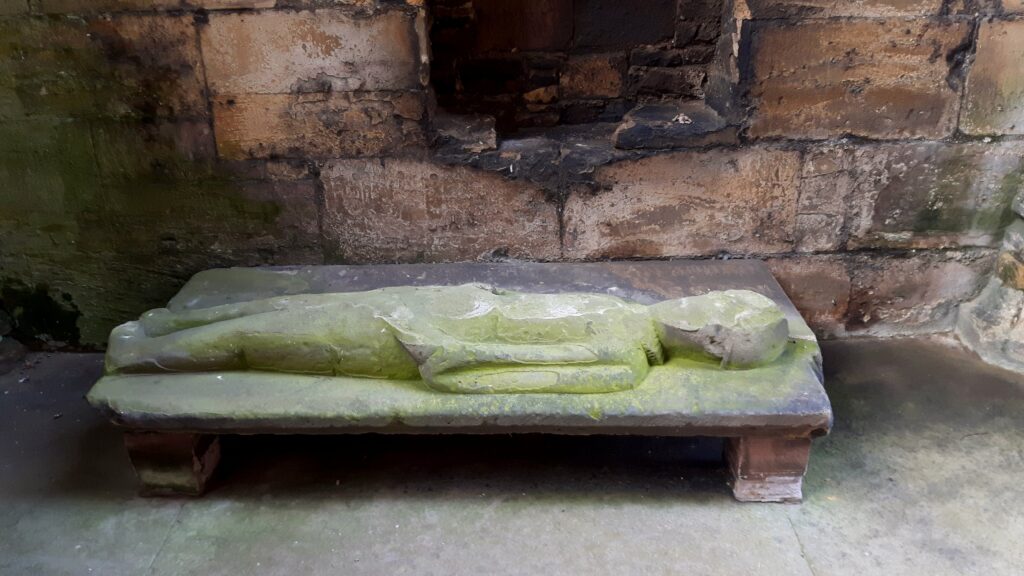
(727, 436, 812, 503)
(123, 432, 222, 496)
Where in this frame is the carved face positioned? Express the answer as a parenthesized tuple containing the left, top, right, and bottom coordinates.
(648, 291, 790, 369)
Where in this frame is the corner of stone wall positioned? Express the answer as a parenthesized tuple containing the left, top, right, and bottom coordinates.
(956, 192, 1024, 373)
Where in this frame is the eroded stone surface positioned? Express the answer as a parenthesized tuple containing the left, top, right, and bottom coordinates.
(212, 92, 425, 159)
(797, 142, 1024, 251)
(767, 256, 851, 338)
(320, 158, 559, 262)
(561, 53, 626, 99)
(846, 250, 995, 336)
(957, 279, 1024, 373)
(563, 148, 800, 258)
(744, 0, 944, 17)
(997, 252, 1024, 290)
(1004, 219, 1024, 256)
(431, 112, 498, 155)
(201, 9, 423, 95)
(0, 14, 207, 119)
(612, 101, 731, 150)
(747, 20, 969, 140)
(33, 0, 182, 13)
(962, 20, 1024, 136)
(650, 291, 789, 369)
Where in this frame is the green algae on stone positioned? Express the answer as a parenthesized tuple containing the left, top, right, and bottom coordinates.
(649, 290, 788, 369)
(86, 339, 828, 433)
(105, 285, 792, 395)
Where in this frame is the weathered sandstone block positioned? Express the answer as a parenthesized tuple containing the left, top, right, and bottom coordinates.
(193, 0, 276, 9)
(0, 15, 207, 119)
(962, 20, 1024, 136)
(797, 142, 1024, 251)
(747, 20, 970, 140)
(794, 148, 854, 253)
(201, 9, 423, 95)
(320, 159, 560, 262)
(562, 149, 800, 258)
(212, 92, 425, 159)
(766, 256, 850, 337)
(947, 0, 1024, 13)
(744, 0, 943, 17)
(845, 250, 995, 335)
(560, 53, 626, 99)
(33, 0, 182, 12)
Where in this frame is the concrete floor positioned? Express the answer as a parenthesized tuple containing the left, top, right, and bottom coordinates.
(1, 338, 1022, 575)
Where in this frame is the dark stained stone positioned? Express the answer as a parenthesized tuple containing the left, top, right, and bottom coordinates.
(574, 0, 677, 48)
(613, 102, 729, 149)
(628, 66, 706, 98)
(630, 45, 717, 67)
(432, 112, 498, 156)
(473, 0, 574, 52)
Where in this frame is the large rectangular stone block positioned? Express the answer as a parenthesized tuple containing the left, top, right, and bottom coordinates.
(747, 20, 970, 140)
(200, 9, 423, 95)
(800, 142, 1024, 250)
(320, 159, 560, 262)
(211, 92, 425, 159)
(946, 0, 1024, 13)
(33, 0, 182, 12)
(845, 250, 995, 335)
(191, 0, 276, 8)
(562, 149, 800, 258)
(962, 20, 1024, 136)
(0, 0, 27, 14)
(774, 250, 993, 337)
(744, 0, 943, 17)
(0, 15, 206, 119)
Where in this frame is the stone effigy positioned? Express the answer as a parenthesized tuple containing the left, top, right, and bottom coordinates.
(107, 284, 789, 394)
(87, 261, 832, 502)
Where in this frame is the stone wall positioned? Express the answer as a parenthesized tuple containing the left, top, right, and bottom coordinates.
(0, 0, 1022, 349)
